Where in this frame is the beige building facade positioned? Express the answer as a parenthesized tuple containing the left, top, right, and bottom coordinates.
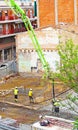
(16, 25, 78, 74)
(16, 27, 60, 73)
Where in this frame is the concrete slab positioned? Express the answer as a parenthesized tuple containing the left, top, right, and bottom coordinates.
(32, 116, 74, 130)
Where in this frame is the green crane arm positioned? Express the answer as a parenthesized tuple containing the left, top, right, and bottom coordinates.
(5, 0, 50, 77)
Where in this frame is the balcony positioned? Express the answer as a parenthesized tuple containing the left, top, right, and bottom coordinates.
(0, 30, 26, 38)
(0, 17, 37, 24)
(0, 1, 33, 7)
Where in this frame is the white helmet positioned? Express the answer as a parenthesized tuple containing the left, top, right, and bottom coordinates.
(39, 115, 43, 119)
(30, 88, 32, 90)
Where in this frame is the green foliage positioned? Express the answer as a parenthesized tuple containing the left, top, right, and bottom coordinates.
(73, 119, 78, 130)
(57, 39, 78, 92)
(67, 94, 78, 102)
(57, 39, 78, 129)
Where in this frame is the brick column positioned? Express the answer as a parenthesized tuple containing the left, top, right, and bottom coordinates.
(36, 0, 39, 27)
(55, 0, 58, 25)
(74, 0, 77, 24)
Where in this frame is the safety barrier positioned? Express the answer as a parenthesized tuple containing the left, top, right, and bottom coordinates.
(0, 61, 17, 79)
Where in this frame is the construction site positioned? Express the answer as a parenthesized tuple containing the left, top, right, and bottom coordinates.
(0, 73, 76, 130)
(0, 0, 78, 130)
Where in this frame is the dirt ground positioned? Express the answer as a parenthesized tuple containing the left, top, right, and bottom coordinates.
(0, 74, 68, 124)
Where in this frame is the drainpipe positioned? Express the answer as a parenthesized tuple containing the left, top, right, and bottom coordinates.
(34, 0, 37, 17)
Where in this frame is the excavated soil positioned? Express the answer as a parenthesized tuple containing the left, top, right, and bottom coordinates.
(0, 74, 68, 124)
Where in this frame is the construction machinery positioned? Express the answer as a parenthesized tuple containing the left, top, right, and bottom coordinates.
(5, 0, 51, 78)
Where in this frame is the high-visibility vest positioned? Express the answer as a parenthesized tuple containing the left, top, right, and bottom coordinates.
(14, 89, 18, 95)
(54, 102, 60, 107)
(28, 90, 33, 96)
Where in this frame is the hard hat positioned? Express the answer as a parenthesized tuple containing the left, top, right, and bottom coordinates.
(30, 88, 32, 90)
(39, 115, 43, 119)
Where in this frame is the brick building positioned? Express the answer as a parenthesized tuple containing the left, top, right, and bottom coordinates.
(37, 0, 78, 27)
(0, 0, 37, 63)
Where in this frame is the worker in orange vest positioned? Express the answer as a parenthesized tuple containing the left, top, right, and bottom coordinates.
(14, 87, 19, 102)
(28, 88, 34, 103)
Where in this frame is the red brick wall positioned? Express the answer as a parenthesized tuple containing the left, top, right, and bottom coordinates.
(38, 0, 76, 27)
(58, 0, 74, 23)
(38, 0, 55, 27)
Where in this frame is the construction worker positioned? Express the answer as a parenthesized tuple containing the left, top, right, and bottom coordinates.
(28, 88, 34, 103)
(39, 115, 50, 126)
(14, 87, 19, 102)
(54, 100, 60, 113)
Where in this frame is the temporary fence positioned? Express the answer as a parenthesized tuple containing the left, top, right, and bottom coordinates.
(0, 61, 17, 79)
